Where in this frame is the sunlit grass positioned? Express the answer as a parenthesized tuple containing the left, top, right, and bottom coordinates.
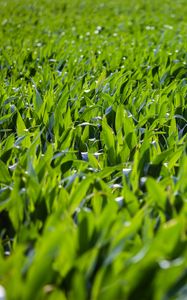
(1, 0, 187, 299)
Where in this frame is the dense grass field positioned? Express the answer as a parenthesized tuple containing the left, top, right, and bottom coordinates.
(1, 0, 187, 299)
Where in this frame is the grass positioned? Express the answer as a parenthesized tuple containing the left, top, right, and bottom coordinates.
(0, 0, 187, 299)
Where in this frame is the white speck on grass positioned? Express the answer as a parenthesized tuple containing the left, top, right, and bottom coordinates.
(115, 196, 123, 201)
(140, 177, 147, 185)
(173, 59, 180, 63)
(151, 140, 157, 148)
(145, 25, 155, 30)
(164, 24, 173, 30)
(2, 19, 8, 26)
(115, 196, 123, 205)
(97, 26, 102, 30)
(115, 197, 123, 207)
(0, 286, 6, 300)
(159, 258, 183, 270)
(153, 48, 159, 55)
(124, 221, 131, 227)
(159, 260, 171, 269)
(132, 247, 148, 263)
(9, 163, 18, 171)
(12, 87, 20, 92)
(122, 168, 132, 176)
(110, 184, 122, 189)
(49, 59, 56, 62)
(81, 152, 88, 161)
(36, 42, 42, 47)
(94, 152, 103, 158)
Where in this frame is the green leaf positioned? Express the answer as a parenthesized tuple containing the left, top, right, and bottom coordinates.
(101, 116, 116, 165)
(0, 160, 11, 184)
(17, 111, 26, 135)
(146, 178, 166, 209)
(0, 113, 13, 125)
(69, 176, 93, 214)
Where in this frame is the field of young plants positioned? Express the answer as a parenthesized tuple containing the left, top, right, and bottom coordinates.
(0, 0, 187, 299)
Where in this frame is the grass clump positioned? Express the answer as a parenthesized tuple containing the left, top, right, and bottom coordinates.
(1, 0, 187, 299)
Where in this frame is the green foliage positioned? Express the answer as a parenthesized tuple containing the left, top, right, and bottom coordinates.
(1, 0, 187, 299)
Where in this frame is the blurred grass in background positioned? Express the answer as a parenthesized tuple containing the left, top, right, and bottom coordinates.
(1, 0, 187, 299)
